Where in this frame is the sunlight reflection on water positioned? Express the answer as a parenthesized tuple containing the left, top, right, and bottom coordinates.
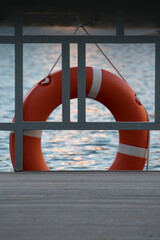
(42, 129, 119, 170)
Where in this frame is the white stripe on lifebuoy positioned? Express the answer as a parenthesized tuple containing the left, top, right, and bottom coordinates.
(87, 68, 102, 99)
(23, 130, 42, 138)
(118, 143, 148, 159)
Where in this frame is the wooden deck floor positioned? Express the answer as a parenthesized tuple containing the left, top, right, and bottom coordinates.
(0, 171, 160, 240)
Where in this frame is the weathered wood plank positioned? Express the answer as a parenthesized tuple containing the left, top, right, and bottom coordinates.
(0, 172, 160, 240)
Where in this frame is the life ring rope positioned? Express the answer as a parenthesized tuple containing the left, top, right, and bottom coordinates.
(48, 23, 126, 82)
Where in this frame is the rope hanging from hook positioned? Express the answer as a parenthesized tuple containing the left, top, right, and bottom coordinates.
(48, 17, 126, 82)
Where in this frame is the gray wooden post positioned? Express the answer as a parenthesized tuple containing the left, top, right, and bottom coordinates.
(14, 9, 23, 171)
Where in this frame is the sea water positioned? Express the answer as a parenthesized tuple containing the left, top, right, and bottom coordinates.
(0, 26, 159, 171)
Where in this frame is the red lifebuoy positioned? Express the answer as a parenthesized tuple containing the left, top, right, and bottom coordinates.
(10, 66, 149, 171)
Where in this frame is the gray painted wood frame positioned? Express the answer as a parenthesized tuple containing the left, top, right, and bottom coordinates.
(0, 8, 159, 171)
